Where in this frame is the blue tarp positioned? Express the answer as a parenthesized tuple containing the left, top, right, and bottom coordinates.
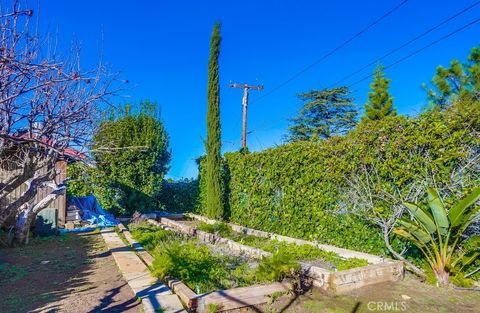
(60, 195, 118, 233)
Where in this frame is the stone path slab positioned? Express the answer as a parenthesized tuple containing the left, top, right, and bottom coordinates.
(101, 228, 186, 313)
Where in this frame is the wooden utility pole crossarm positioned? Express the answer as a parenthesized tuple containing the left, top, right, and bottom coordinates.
(229, 83, 263, 149)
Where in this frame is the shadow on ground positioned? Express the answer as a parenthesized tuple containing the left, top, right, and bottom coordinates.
(0, 231, 140, 313)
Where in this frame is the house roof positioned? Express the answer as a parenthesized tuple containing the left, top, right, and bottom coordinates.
(2, 130, 86, 162)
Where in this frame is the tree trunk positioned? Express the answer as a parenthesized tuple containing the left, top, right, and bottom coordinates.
(433, 266, 450, 286)
(14, 205, 36, 245)
(0, 170, 54, 227)
(13, 180, 66, 244)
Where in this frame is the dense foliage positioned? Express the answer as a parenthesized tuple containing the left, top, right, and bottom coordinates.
(205, 23, 224, 219)
(67, 162, 95, 198)
(197, 100, 480, 255)
(287, 87, 358, 141)
(157, 179, 199, 213)
(363, 64, 396, 121)
(69, 102, 170, 215)
(152, 240, 255, 293)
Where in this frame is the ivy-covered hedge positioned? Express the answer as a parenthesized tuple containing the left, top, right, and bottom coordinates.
(157, 179, 199, 213)
(197, 101, 480, 255)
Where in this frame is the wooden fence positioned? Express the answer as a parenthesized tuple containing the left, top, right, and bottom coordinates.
(0, 160, 67, 227)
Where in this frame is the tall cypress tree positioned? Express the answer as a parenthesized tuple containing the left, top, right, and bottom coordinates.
(363, 64, 396, 121)
(205, 23, 224, 219)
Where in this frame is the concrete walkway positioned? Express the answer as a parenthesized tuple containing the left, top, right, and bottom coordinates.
(101, 229, 186, 313)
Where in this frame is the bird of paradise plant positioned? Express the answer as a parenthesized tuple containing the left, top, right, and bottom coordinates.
(394, 187, 480, 286)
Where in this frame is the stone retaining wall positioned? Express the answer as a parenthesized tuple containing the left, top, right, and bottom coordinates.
(186, 213, 384, 264)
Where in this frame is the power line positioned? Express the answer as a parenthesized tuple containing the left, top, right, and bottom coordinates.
(331, 0, 480, 87)
(251, 0, 410, 104)
(348, 17, 480, 88)
(249, 16, 480, 139)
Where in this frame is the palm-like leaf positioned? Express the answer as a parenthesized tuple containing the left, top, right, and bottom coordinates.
(393, 228, 427, 248)
(449, 187, 480, 227)
(404, 202, 436, 234)
(397, 187, 480, 286)
(457, 205, 480, 236)
(427, 187, 449, 235)
(398, 219, 431, 243)
(452, 249, 480, 269)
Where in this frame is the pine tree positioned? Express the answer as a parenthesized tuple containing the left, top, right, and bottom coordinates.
(287, 87, 358, 141)
(425, 46, 480, 108)
(205, 23, 224, 219)
(363, 64, 396, 121)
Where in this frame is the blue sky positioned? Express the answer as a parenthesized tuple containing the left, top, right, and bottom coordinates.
(38, 0, 480, 179)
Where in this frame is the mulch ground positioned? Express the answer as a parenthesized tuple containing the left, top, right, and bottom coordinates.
(0, 231, 141, 313)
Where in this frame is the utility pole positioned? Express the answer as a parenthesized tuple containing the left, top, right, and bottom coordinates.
(229, 83, 263, 149)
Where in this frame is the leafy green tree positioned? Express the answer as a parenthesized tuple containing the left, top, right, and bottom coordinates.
(205, 23, 224, 219)
(394, 187, 480, 286)
(67, 162, 95, 197)
(425, 46, 480, 108)
(92, 101, 170, 215)
(363, 64, 396, 121)
(287, 87, 358, 141)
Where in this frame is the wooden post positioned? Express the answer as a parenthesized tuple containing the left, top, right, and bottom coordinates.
(229, 83, 263, 149)
(241, 87, 249, 149)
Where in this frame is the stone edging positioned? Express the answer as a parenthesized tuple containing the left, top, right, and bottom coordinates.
(101, 227, 186, 313)
(157, 215, 404, 294)
(186, 213, 385, 264)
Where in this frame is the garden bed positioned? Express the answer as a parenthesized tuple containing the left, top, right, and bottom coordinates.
(156, 213, 404, 294)
(192, 219, 369, 271)
(123, 220, 295, 312)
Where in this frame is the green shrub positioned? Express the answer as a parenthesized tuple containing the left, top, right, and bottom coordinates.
(465, 258, 480, 281)
(152, 241, 216, 289)
(207, 303, 220, 313)
(257, 240, 368, 270)
(152, 240, 262, 293)
(335, 258, 370, 271)
(255, 250, 301, 282)
(197, 222, 233, 237)
(130, 222, 260, 293)
(129, 222, 179, 251)
(158, 179, 199, 213)
(197, 224, 368, 270)
(394, 187, 480, 286)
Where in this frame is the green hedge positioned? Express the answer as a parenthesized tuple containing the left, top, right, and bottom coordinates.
(158, 179, 199, 213)
(197, 101, 480, 255)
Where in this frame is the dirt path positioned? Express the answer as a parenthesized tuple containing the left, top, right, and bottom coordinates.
(251, 275, 480, 313)
(0, 231, 141, 313)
